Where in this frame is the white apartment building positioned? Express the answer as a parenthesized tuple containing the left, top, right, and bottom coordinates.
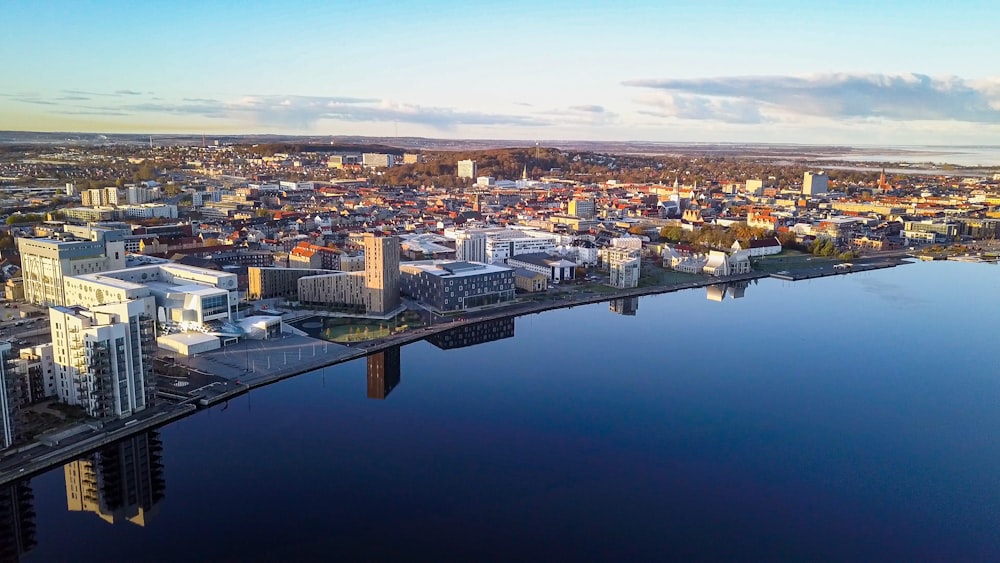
(16, 237, 127, 306)
(457, 159, 478, 179)
(0, 342, 17, 449)
(454, 231, 488, 262)
(605, 247, 641, 289)
(50, 300, 155, 420)
(127, 185, 161, 205)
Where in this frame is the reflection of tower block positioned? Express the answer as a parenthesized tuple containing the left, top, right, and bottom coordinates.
(0, 481, 37, 560)
(367, 346, 401, 400)
(609, 297, 638, 315)
(726, 280, 751, 299)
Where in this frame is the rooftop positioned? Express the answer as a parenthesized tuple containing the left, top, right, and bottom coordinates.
(401, 260, 511, 278)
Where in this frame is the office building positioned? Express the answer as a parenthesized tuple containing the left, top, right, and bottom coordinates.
(64, 431, 165, 527)
(484, 230, 559, 264)
(568, 198, 596, 219)
(50, 300, 156, 420)
(803, 171, 829, 196)
(0, 343, 21, 450)
(400, 260, 514, 313)
(16, 237, 126, 306)
(366, 347, 401, 400)
(457, 159, 478, 179)
(363, 233, 400, 315)
(402, 153, 423, 164)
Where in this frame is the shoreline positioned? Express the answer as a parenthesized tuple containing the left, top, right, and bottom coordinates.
(0, 256, 907, 484)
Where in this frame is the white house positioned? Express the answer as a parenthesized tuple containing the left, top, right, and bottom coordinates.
(732, 237, 782, 257)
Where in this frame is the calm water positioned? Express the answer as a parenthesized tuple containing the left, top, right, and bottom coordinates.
(5, 261, 1000, 562)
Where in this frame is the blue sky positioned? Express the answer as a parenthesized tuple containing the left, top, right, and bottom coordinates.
(3, 0, 999, 143)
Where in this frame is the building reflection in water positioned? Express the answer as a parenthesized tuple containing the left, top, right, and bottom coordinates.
(426, 317, 515, 350)
(367, 346, 401, 400)
(609, 297, 639, 316)
(0, 480, 36, 562)
(64, 430, 165, 527)
(706, 280, 753, 302)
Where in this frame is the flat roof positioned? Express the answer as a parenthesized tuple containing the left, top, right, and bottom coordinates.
(401, 260, 511, 278)
(157, 332, 219, 345)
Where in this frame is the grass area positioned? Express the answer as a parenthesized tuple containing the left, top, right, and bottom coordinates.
(638, 263, 704, 287)
(753, 252, 838, 274)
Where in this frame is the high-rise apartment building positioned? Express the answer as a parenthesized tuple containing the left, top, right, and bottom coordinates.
(80, 187, 120, 207)
(606, 247, 641, 289)
(50, 300, 156, 420)
(0, 342, 21, 450)
(363, 233, 400, 315)
(127, 185, 160, 205)
(454, 231, 487, 262)
(457, 159, 477, 179)
(803, 171, 829, 196)
(16, 237, 126, 306)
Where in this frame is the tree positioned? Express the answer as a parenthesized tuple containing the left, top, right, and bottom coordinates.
(628, 225, 646, 236)
(660, 225, 684, 242)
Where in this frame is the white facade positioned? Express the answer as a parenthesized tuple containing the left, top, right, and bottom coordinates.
(0, 342, 15, 449)
(457, 159, 477, 179)
(485, 230, 559, 264)
(65, 262, 238, 334)
(703, 250, 752, 276)
(16, 237, 127, 306)
(455, 231, 487, 262)
(606, 248, 641, 288)
(50, 300, 155, 419)
(120, 204, 178, 219)
(610, 237, 643, 250)
(127, 186, 161, 205)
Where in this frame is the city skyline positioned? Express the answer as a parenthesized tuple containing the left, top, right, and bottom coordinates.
(3, 1, 1000, 144)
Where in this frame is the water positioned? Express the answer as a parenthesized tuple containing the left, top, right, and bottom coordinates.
(5, 261, 1000, 561)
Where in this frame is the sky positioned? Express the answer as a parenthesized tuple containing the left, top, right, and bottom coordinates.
(2, 0, 1000, 144)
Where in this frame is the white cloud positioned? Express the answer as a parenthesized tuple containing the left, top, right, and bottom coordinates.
(625, 73, 1000, 124)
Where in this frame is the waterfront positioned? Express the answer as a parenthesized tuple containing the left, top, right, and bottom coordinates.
(6, 261, 1000, 561)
